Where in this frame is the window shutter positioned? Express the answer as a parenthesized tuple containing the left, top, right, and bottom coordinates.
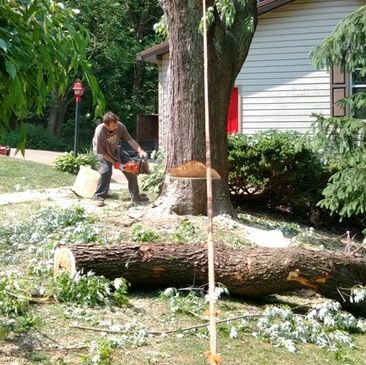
(331, 64, 348, 117)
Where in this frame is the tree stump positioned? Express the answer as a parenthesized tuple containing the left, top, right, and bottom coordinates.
(54, 243, 366, 315)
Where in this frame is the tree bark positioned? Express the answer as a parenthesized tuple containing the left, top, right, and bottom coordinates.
(156, 0, 258, 216)
(54, 243, 366, 315)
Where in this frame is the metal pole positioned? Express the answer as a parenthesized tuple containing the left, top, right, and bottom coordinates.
(74, 101, 80, 157)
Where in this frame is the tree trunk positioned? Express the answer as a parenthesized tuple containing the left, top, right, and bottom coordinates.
(54, 243, 366, 315)
(156, 0, 258, 216)
(47, 88, 73, 137)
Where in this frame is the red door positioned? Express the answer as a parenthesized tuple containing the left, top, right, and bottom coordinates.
(227, 87, 239, 134)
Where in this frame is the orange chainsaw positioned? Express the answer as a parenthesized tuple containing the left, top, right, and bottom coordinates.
(114, 156, 149, 175)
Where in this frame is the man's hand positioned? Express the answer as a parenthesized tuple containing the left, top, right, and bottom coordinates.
(137, 148, 148, 159)
(113, 161, 121, 169)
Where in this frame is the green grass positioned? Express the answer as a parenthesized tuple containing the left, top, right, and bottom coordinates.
(0, 156, 75, 193)
(0, 167, 366, 364)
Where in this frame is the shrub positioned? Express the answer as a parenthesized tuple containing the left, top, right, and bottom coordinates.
(140, 149, 165, 194)
(228, 131, 331, 216)
(55, 151, 99, 174)
(1, 123, 67, 151)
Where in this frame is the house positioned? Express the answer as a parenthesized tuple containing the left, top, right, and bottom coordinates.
(138, 0, 365, 145)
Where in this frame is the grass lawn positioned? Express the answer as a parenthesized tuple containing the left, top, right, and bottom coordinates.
(0, 155, 75, 193)
(0, 158, 365, 364)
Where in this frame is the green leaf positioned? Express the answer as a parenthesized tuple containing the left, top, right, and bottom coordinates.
(5, 61, 16, 78)
(0, 38, 8, 51)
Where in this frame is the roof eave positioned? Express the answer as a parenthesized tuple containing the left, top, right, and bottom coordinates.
(137, 42, 169, 64)
(258, 0, 296, 15)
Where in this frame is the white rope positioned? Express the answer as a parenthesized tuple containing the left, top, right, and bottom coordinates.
(202, 0, 218, 363)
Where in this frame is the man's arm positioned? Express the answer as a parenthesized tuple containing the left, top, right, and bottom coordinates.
(127, 138, 147, 158)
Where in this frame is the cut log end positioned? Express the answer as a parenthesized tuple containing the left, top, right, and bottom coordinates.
(54, 244, 76, 276)
(167, 160, 221, 180)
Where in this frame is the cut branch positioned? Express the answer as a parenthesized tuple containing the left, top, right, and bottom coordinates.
(54, 243, 366, 315)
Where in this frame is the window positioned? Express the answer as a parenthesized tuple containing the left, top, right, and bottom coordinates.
(351, 69, 366, 119)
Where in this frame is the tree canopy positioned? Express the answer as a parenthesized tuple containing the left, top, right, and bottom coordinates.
(0, 0, 104, 138)
(71, 0, 162, 132)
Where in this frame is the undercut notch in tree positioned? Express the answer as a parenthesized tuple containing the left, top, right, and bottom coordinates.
(54, 243, 366, 315)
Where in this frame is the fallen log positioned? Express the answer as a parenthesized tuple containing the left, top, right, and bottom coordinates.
(54, 243, 366, 315)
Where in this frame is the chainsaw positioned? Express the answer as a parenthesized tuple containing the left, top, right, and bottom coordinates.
(114, 156, 149, 175)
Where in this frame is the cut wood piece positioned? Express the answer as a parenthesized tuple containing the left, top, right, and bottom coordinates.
(71, 165, 100, 198)
(54, 243, 366, 315)
(167, 160, 221, 179)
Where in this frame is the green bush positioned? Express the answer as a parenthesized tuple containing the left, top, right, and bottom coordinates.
(140, 149, 165, 194)
(55, 151, 99, 174)
(228, 131, 331, 216)
(0, 123, 68, 151)
(59, 116, 96, 151)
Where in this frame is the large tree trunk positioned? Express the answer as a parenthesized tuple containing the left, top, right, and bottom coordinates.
(156, 0, 258, 216)
(54, 243, 366, 315)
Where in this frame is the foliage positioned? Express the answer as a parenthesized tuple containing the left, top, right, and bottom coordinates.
(0, 272, 40, 338)
(59, 114, 96, 151)
(53, 272, 129, 307)
(71, 0, 162, 132)
(205, 0, 257, 29)
(140, 149, 165, 194)
(131, 224, 160, 242)
(310, 115, 366, 228)
(161, 288, 207, 317)
(161, 286, 229, 318)
(172, 219, 196, 243)
(310, 5, 366, 229)
(228, 131, 331, 215)
(0, 0, 105, 138)
(350, 285, 366, 304)
(248, 301, 366, 352)
(310, 5, 366, 76)
(80, 337, 116, 365)
(55, 151, 99, 174)
(0, 206, 104, 251)
(156, 0, 257, 36)
(0, 272, 30, 317)
(1, 123, 67, 151)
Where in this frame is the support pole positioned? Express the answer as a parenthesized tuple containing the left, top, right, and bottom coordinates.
(202, 1, 218, 363)
(73, 101, 80, 157)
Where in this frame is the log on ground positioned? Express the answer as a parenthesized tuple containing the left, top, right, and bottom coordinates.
(54, 243, 366, 315)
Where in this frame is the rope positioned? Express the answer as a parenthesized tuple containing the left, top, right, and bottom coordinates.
(202, 1, 219, 363)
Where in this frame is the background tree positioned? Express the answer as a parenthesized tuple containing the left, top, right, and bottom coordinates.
(43, 0, 162, 149)
(310, 5, 366, 230)
(156, 0, 258, 216)
(0, 0, 104, 149)
(66, 0, 162, 133)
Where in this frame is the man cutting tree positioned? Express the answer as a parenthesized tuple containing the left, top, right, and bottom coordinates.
(92, 111, 149, 206)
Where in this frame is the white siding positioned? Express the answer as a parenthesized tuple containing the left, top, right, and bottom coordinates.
(239, 0, 365, 134)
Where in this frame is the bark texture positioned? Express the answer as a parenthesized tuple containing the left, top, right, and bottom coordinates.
(157, 0, 258, 216)
(54, 243, 366, 315)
